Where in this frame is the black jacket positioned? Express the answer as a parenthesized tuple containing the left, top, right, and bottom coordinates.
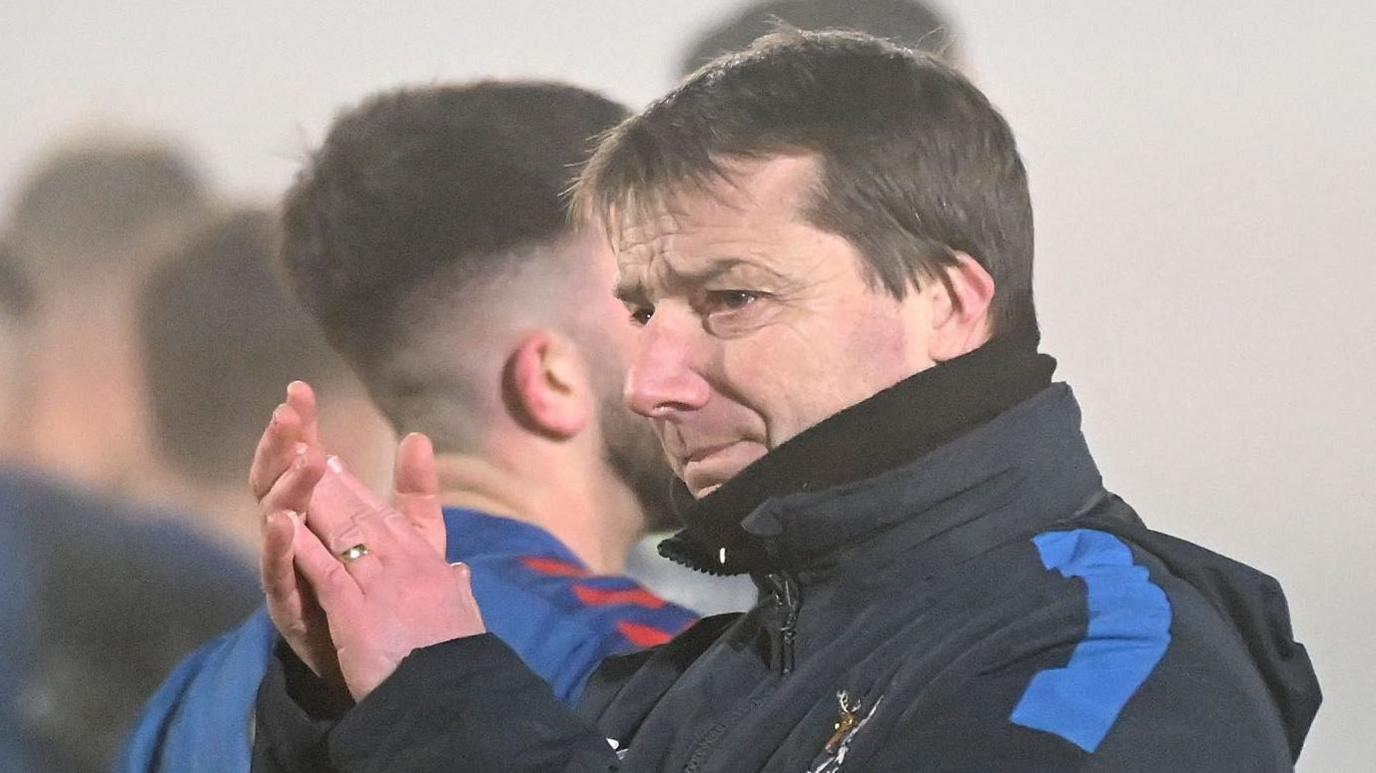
(253, 344, 1320, 772)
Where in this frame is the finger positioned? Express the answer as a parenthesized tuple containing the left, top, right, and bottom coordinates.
(261, 509, 299, 605)
(262, 510, 320, 664)
(305, 458, 418, 579)
(285, 380, 320, 446)
(291, 511, 363, 612)
(392, 433, 446, 557)
(249, 382, 323, 500)
(261, 442, 327, 529)
(249, 402, 304, 500)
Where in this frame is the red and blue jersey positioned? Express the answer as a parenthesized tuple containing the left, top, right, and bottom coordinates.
(117, 507, 698, 773)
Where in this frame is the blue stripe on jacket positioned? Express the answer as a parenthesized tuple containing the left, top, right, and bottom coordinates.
(1010, 528, 1172, 753)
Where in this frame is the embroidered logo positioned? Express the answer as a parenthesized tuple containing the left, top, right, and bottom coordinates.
(805, 690, 884, 773)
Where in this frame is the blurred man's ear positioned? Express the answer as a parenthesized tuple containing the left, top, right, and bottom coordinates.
(504, 331, 591, 439)
(927, 252, 996, 362)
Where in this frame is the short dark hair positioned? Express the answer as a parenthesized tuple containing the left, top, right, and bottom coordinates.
(8, 141, 207, 275)
(139, 210, 349, 485)
(0, 243, 35, 324)
(680, 0, 961, 75)
(280, 81, 630, 370)
(579, 30, 1037, 342)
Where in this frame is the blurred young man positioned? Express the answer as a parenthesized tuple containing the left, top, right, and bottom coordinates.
(1, 187, 260, 773)
(251, 33, 1320, 772)
(119, 82, 698, 773)
(4, 140, 210, 493)
(137, 209, 393, 557)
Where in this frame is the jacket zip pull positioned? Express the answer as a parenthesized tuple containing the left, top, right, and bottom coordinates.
(767, 571, 800, 675)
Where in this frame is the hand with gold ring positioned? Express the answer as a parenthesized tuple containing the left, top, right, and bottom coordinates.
(273, 432, 486, 701)
(253, 381, 454, 694)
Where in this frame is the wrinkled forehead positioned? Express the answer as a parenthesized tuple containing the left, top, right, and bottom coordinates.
(608, 154, 822, 271)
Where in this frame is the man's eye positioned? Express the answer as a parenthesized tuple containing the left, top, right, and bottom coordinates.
(628, 305, 655, 326)
(707, 290, 760, 311)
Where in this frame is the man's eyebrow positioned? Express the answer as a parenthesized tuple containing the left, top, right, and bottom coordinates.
(613, 279, 648, 305)
(613, 257, 774, 303)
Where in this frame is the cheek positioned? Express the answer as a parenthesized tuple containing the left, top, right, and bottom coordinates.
(719, 305, 917, 443)
(832, 291, 927, 378)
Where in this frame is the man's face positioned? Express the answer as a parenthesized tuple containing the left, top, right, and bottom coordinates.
(614, 155, 939, 498)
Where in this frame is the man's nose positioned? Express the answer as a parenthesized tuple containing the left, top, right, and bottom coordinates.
(624, 311, 711, 419)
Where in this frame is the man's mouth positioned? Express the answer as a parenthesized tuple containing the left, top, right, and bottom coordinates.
(682, 442, 738, 464)
(677, 439, 769, 495)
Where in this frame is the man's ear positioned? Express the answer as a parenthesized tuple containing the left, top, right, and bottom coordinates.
(927, 252, 996, 362)
(503, 331, 591, 440)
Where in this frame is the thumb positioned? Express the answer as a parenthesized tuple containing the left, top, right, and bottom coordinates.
(393, 432, 446, 557)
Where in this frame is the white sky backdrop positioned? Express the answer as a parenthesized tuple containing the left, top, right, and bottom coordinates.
(3, 2, 1373, 768)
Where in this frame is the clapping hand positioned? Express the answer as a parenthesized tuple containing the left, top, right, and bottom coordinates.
(250, 381, 486, 701)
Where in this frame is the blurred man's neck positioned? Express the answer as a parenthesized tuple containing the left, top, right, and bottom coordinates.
(22, 286, 152, 494)
(431, 445, 644, 575)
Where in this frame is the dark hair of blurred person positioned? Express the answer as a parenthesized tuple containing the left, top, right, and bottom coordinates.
(679, 0, 961, 76)
(0, 244, 37, 458)
(136, 209, 393, 556)
(3, 138, 213, 494)
(280, 80, 679, 545)
(0, 243, 34, 319)
(8, 142, 207, 281)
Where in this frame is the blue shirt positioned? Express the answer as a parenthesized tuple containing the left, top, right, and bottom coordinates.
(117, 508, 698, 773)
(0, 470, 260, 773)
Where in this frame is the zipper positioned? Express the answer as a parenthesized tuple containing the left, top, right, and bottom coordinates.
(764, 571, 800, 675)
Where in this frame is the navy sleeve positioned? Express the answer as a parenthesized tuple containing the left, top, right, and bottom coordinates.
(855, 530, 1297, 772)
(253, 635, 620, 773)
(859, 661, 1297, 773)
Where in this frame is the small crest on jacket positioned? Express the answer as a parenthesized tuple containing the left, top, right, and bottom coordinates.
(805, 690, 884, 772)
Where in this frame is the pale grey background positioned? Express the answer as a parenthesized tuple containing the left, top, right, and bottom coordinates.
(3, 1, 1372, 769)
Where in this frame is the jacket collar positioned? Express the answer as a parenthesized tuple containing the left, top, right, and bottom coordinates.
(743, 383, 1104, 584)
(658, 338, 1062, 576)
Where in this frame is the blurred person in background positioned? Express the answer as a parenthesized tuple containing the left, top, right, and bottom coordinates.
(136, 208, 393, 558)
(119, 81, 700, 773)
(679, 0, 961, 75)
(4, 139, 212, 495)
(0, 142, 265, 773)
